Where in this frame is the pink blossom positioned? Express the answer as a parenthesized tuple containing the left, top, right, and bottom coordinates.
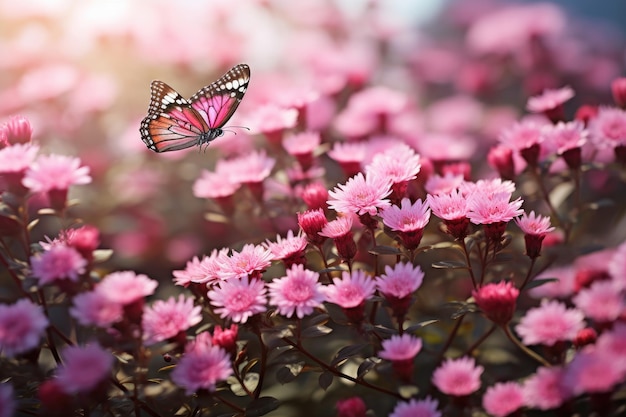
(0, 143, 39, 174)
(319, 215, 357, 261)
(588, 106, 626, 148)
(527, 86, 574, 113)
(225, 150, 276, 185)
(56, 344, 113, 394)
(499, 120, 546, 159)
(460, 178, 516, 197)
(174, 249, 229, 286)
(542, 121, 588, 155)
(297, 182, 329, 211)
(472, 281, 519, 326)
(487, 145, 516, 181)
(193, 169, 240, 199)
(612, 77, 626, 108)
(22, 154, 91, 192)
(171, 342, 232, 394)
(609, 241, 626, 290)
(1, 115, 32, 145)
(364, 143, 421, 185)
(426, 95, 483, 134)
(323, 270, 376, 309)
(96, 271, 158, 306)
(327, 173, 392, 216)
(424, 173, 464, 196)
(207, 276, 267, 323)
(482, 381, 524, 417)
(523, 366, 571, 410)
(297, 208, 328, 245)
(268, 264, 325, 318)
(528, 265, 577, 299)
(515, 299, 585, 346)
(212, 324, 238, 354)
(327, 142, 367, 176)
(432, 356, 484, 396)
(283, 131, 321, 156)
(30, 244, 87, 286)
(380, 198, 430, 234)
(70, 290, 123, 327)
(264, 230, 308, 267)
(247, 104, 298, 136)
(564, 348, 625, 395)
(515, 211, 555, 235)
(142, 295, 202, 345)
(376, 262, 424, 299)
(414, 132, 477, 162)
(572, 280, 624, 323)
(219, 244, 273, 280)
(389, 397, 441, 417)
(427, 189, 469, 221)
(0, 299, 48, 357)
(379, 334, 422, 361)
(0, 383, 15, 417)
(467, 192, 523, 226)
(595, 323, 626, 374)
(336, 396, 367, 417)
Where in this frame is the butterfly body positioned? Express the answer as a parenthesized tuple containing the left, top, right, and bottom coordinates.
(140, 64, 250, 152)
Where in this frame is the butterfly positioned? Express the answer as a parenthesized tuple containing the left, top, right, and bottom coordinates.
(140, 63, 250, 152)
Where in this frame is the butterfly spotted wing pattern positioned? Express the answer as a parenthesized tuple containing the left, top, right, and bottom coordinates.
(140, 64, 250, 153)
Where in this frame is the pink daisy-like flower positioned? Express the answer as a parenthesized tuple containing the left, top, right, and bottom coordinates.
(247, 104, 298, 141)
(0, 143, 39, 174)
(22, 154, 91, 193)
(515, 210, 555, 259)
(542, 121, 588, 155)
(219, 244, 273, 281)
(327, 142, 367, 177)
(588, 106, 626, 149)
(379, 334, 422, 361)
(460, 178, 516, 197)
(527, 86, 574, 113)
(267, 264, 325, 319)
(609, 241, 626, 290)
(467, 192, 524, 225)
(0, 299, 48, 357)
(0, 383, 15, 417)
(327, 172, 392, 216)
(564, 348, 625, 395)
(336, 396, 367, 417)
(595, 323, 626, 373)
(523, 366, 571, 410)
(424, 173, 464, 196)
(30, 244, 87, 286)
(528, 265, 577, 299)
(56, 344, 113, 394)
(573, 280, 624, 323)
(612, 77, 626, 108)
(142, 295, 202, 345)
(193, 169, 240, 199)
(364, 143, 421, 203)
(70, 290, 123, 327)
(487, 145, 516, 181)
(319, 215, 357, 261)
(376, 262, 425, 299)
(482, 381, 524, 417)
(96, 271, 158, 306)
(207, 276, 267, 323)
(1, 115, 32, 144)
(283, 131, 321, 171)
(472, 281, 519, 326)
(226, 150, 276, 185)
(499, 120, 546, 166)
(264, 230, 308, 267)
(389, 397, 441, 417)
(427, 189, 471, 240)
(171, 341, 232, 394)
(63, 225, 100, 261)
(432, 356, 484, 397)
(515, 299, 585, 346)
(380, 198, 430, 250)
(324, 270, 376, 309)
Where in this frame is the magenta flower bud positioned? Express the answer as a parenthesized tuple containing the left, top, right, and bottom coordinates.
(487, 145, 515, 181)
(297, 208, 328, 245)
(611, 77, 626, 109)
(336, 396, 367, 417)
(2, 115, 33, 144)
(472, 281, 519, 326)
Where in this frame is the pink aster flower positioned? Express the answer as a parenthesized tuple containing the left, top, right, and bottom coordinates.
(264, 230, 308, 268)
(327, 172, 392, 217)
(97, 271, 158, 306)
(499, 120, 546, 166)
(142, 295, 202, 345)
(609, 241, 626, 290)
(467, 191, 523, 242)
(573, 280, 624, 323)
(460, 178, 516, 197)
(219, 244, 273, 280)
(482, 381, 524, 417)
(588, 106, 626, 149)
(542, 121, 588, 157)
(1, 115, 32, 144)
(336, 396, 367, 417)
(523, 366, 571, 410)
(515, 299, 585, 346)
(227, 150, 276, 185)
(0, 383, 15, 417)
(171, 341, 232, 394)
(63, 225, 100, 261)
(30, 244, 87, 286)
(427, 189, 470, 240)
(207, 276, 267, 323)
(515, 211, 555, 259)
(56, 344, 113, 394)
(22, 154, 91, 193)
(487, 145, 516, 181)
(379, 334, 422, 382)
(595, 323, 626, 373)
(192, 169, 240, 213)
(70, 290, 123, 328)
(380, 198, 430, 250)
(364, 144, 421, 203)
(174, 249, 229, 286)
(0, 299, 48, 357)
(0, 143, 39, 194)
(297, 208, 328, 245)
(283, 131, 321, 171)
(424, 173, 464, 196)
(327, 142, 367, 177)
(323, 270, 376, 325)
(472, 281, 519, 326)
(432, 356, 484, 397)
(247, 104, 298, 143)
(527, 86, 574, 122)
(528, 265, 577, 299)
(319, 215, 357, 261)
(268, 264, 325, 319)
(376, 262, 425, 300)
(564, 348, 625, 395)
(389, 397, 441, 417)
(212, 324, 238, 354)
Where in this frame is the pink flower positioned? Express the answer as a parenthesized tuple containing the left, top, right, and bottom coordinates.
(364, 143, 421, 202)
(523, 366, 571, 410)
(515, 299, 585, 346)
(572, 280, 624, 323)
(268, 264, 325, 318)
(283, 131, 321, 171)
(0, 299, 48, 357)
(323, 270, 376, 309)
(173, 249, 229, 286)
(142, 295, 202, 345)
(327, 142, 367, 177)
(319, 215, 357, 261)
(226, 150, 276, 185)
(588, 106, 626, 149)
(56, 344, 113, 394)
(30, 244, 87, 286)
(564, 348, 625, 395)
(63, 225, 100, 261)
(527, 86, 574, 112)
(1, 115, 32, 144)
(432, 356, 484, 396)
(219, 244, 273, 280)
(336, 396, 367, 417)
(482, 381, 524, 417)
(297, 208, 328, 245)
(0, 384, 15, 417)
(609, 241, 626, 290)
(427, 189, 471, 239)
(0, 143, 39, 174)
(528, 265, 577, 299)
(22, 154, 91, 193)
(388, 397, 441, 417)
(424, 173, 464, 196)
(472, 281, 519, 326)
(379, 334, 422, 361)
(327, 172, 392, 216)
(212, 324, 238, 354)
(542, 121, 588, 155)
(467, 192, 524, 225)
(380, 198, 430, 250)
(487, 145, 516, 181)
(96, 271, 158, 306)
(171, 342, 232, 394)
(595, 323, 626, 374)
(376, 262, 424, 299)
(612, 77, 626, 108)
(515, 211, 555, 259)
(207, 276, 267, 323)
(499, 120, 546, 166)
(297, 182, 329, 211)
(264, 230, 308, 267)
(247, 104, 298, 140)
(70, 290, 123, 327)
(193, 169, 240, 199)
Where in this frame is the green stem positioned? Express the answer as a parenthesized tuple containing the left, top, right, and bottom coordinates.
(503, 325, 551, 367)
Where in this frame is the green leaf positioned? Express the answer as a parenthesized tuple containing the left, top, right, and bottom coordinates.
(244, 397, 280, 417)
(525, 278, 558, 290)
(275, 363, 303, 384)
(318, 372, 333, 391)
(331, 344, 368, 367)
(431, 260, 467, 269)
(357, 357, 380, 379)
(369, 245, 402, 255)
(300, 324, 332, 338)
(404, 320, 438, 333)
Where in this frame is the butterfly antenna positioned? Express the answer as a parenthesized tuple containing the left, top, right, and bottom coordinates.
(222, 126, 250, 135)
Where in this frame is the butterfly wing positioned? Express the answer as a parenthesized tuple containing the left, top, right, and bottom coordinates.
(189, 64, 251, 129)
(140, 81, 209, 152)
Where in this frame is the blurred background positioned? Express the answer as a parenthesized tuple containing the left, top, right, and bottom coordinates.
(1, 0, 625, 287)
